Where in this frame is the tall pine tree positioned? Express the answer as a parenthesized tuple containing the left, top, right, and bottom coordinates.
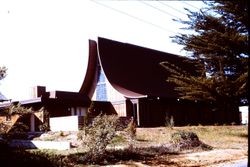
(161, 0, 248, 124)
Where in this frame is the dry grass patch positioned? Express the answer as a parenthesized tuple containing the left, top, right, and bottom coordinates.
(136, 125, 248, 150)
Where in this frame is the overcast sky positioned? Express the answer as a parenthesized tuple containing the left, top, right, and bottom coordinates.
(0, 0, 204, 101)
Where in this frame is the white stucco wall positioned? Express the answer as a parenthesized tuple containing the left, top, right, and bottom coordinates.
(50, 115, 79, 131)
(239, 106, 248, 124)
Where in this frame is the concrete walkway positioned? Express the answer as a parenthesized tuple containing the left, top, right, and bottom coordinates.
(220, 159, 248, 167)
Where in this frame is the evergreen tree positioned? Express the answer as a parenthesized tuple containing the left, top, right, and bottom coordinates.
(161, 0, 248, 124)
(0, 66, 7, 80)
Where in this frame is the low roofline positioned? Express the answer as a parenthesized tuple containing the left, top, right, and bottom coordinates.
(0, 90, 91, 109)
(18, 97, 42, 105)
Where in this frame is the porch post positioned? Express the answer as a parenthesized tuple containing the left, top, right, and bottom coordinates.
(136, 100, 140, 126)
(131, 99, 140, 126)
(30, 114, 35, 132)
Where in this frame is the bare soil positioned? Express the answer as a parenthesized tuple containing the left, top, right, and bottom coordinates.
(127, 126, 248, 167)
(34, 125, 248, 166)
(103, 149, 247, 167)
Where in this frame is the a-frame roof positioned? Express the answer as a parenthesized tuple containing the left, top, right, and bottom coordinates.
(80, 37, 199, 99)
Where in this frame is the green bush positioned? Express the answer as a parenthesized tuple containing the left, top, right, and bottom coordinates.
(80, 114, 119, 163)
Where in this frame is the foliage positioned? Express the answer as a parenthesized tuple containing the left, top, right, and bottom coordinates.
(0, 104, 47, 135)
(165, 113, 174, 129)
(80, 114, 119, 163)
(161, 0, 248, 124)
(0, 126, 246, 166)
(0, 104, 31, 135)
(124, 117, 137, 150)
(110, 134, 127, 145)
(171, 131, 199, 144)
(38, 110, 50, 132)
(0, 66, 7, 80)
(125, 117, 137, 140)
(8, 122, 29, 133)
(7, 122, 30, 139)
(170, 131, 212, 151)
(3, 103, 33, 115)
(0, 148, 68, 167)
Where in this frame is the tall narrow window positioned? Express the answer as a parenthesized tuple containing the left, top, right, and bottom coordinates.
(96, 67, 107, 101)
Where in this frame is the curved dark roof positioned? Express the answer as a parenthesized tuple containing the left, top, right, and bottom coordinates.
(80, 37, 199, 99)
(79, 40, 98, 97)
(98, 37, 200, 98)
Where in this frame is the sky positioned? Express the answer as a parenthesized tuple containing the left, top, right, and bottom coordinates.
(0, 0, 204, 101)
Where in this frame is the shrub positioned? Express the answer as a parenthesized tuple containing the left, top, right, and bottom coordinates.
(170, 131, 212, 151)
(171, 131, 199, 144)
(80, 114, 119, 163)
(1, 104, 48, 135)
(110, 134, 127, 145)
(165, 113, 174, 129)
(38, 110, 50, 132)
(125, 117, 136, 140)
(0, 149, 69, 167)
(124, 117, 137, 150)
(0, 122, 11, 134)
(4, 122, 29, 140)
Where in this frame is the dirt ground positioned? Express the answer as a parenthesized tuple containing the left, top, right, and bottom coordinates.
(103, 150, 247, 167)
(98, 148, 247, 167)
(102, 126, 248, 167)
(35, 126, 248, 167)
(126, 126, 248, 167)
(153, 149, 247, 167)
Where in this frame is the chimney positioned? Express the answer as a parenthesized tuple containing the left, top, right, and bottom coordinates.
(31, 86, 46, 98)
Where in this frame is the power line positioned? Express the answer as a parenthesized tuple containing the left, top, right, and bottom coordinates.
(182, 1, 201, 11)
(139, 1, 180, 20)
(156, 0, 187, 17)
(91, 0, 177, 34)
